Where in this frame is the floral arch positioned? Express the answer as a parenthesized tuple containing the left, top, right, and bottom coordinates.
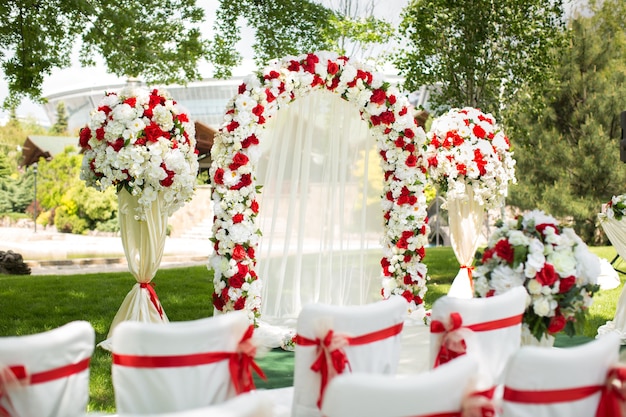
(208, 51, 430, 322)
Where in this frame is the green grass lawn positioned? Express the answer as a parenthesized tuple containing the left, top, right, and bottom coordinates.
(0, 246, 623, 413)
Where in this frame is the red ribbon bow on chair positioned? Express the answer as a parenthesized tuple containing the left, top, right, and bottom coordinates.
(296, 321, 404, 409)
(430, 312, 468, 367)
(597, 366, 626, 417)
(304, 329, 351, 409)
(228, 325, 267, 395)
(0, 365, 27, 417)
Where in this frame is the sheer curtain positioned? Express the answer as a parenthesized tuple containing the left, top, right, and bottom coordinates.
(256, 90, 384, 329)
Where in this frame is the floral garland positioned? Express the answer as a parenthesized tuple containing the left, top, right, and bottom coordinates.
(425, 107, 516, 209)
(209, 51, 430, 322)
(79, 86, 199, 220)
(599, 194, 626, 221)
(473, 210, 600, 342)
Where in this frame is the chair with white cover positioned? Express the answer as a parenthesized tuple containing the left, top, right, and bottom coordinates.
(117, 391, 275, 417)
(429, 285, 527, 391)
(290, 296, 408, 417)
(111, 311, 265, 415)
(321, 354, 494, 417)
(501, 332, 624, 417)
(0, 320, 95, 417)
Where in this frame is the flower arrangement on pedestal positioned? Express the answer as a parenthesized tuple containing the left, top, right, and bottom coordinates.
(473, 210, 601, 342)
(78, 86, 199, 220)
(209, 51, 430, 321)
(425, 107, 516, 209)
(600, 194, 626, 221)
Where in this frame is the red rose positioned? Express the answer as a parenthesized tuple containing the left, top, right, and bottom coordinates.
(96, 127, 105, 140)
(226, 120, 240, 132)
(214, 168, 225, 185)
(98, 105, 112, 115)
(212, 292, 225, 311)
(144, 122, 164, 142)
(232, 245, 246, 261)
(494, 239, 514, 264)
(265, 89, 276, 103)
(109, 138, 125, 152)
(559, 276, 576, 293)
(379, 111, 395, 125)
(381, 258, 392, 277)
(401, 290, 413, 303)
(403, 274, 413, 285)
(247, 246, 255, 259)
(229, 274, 245, 289)
(547, 314, 566, 334)
(228, 152, 249, 170)
(238, 83, 247, 94)
(327, 60, 339, 75)
(241, 134, 259, 148)
(427, 156, 438, 167)
(536, 263, 558, 286)
(123, 97, 136, 107)
(232, 213, 244, 224)
(176, 113, 189, 123)
(288, 60, 300, 72)
(473, 124, 486, 138)
(264, 70, 280, 80)
(79, 127, 91, 149)
(405, 154, 417, 167)
(230, 173, 252, 190)
(234, 297, 246, 311)
(370, 89, 387, 105)
(404, 128, 415, 139)
(456, 163, 467, 176)
(250, 200, 259, 214)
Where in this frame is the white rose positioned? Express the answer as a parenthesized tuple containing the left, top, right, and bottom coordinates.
(532, 295, 556, 317)
(548, 250, 577, 277)
(526, 279, 543, 295)
(490, 264, 525, 294)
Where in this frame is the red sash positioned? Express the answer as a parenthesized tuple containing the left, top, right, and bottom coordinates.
(503, 366, 626, 417)
(112, 325, 266, 395)
(140, 282, 163, 319)
(430, 312, 523, 367)
(0, 358, 90, 417)
(295, 321, 404, 408)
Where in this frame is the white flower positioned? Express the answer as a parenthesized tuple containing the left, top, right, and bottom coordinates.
(532, 295, 557, 317)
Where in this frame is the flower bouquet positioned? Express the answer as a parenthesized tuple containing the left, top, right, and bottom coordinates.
(425, 107, 516, 209)
(473, 210, 601, 343)
(78, 86, 199, 350)
(79, 86, 199, 220)
(599, 194, 626, 221)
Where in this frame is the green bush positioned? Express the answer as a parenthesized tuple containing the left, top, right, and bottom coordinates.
(54, 206, 88, 234)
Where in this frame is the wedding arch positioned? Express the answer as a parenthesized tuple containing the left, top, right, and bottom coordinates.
(208, 51, 430, 324)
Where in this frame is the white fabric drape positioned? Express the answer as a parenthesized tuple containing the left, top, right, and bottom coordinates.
(596, 216, 626, 342)
(256, 90, 383, 331)
(446, 186, 485, 299)
(98, 187, 169, 351)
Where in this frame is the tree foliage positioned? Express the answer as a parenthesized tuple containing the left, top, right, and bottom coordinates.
(208, 0, 395, 78)
(506, 0, 626, 244)
(395, 0, 565, 117)
(49, 101, 69, 135)
(0, 0, 207, 109)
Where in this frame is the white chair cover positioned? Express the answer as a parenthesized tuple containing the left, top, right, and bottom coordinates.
(501, 332, 621, 417)
(429, 285, 527, 389)
(99, 188, 170, 351)
(256, 90, 384, 332)
(446, 185, 485, 299)
(0, 321, 95, 417)
(117, 391, 274, 417)
(291, 296, 408, 417)
(111, 311, 256, 415)
(322, 354, 480, 417)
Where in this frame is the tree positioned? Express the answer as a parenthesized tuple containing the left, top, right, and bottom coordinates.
(49, 101, 69, 135)
(209, 0, 395, 78)
(0, 0, 207, 109)
(394, 0, 565, 117)
(506, 0, 626, 244)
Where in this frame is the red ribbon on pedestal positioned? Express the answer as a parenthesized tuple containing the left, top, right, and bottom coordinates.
(140, 282, 163, 319)
(430, 312, 523, 367)
(295, 321, 404, 408)
(112, 325, 266, 395)
(460, 265, 474, 293)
